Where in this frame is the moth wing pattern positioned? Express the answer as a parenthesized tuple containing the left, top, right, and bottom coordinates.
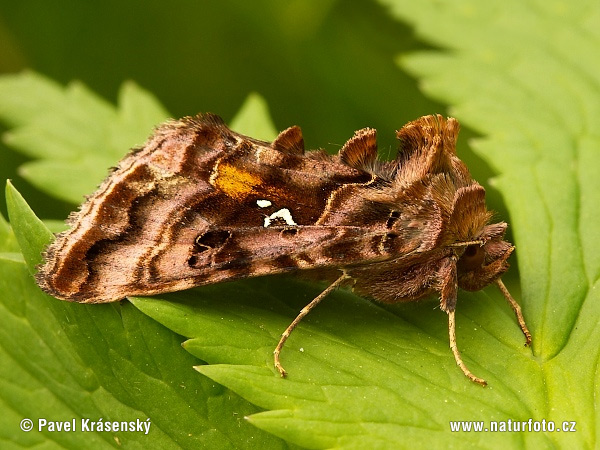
(37, 114, 405, 302)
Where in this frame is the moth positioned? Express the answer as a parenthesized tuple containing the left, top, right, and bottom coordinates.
(37, 113, 531, 386)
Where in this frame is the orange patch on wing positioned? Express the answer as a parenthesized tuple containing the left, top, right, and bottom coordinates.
(212, 162, 262, 199)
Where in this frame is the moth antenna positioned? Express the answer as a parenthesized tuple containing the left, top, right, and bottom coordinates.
(448, 310, 487, 386)
(495, 278, 532, 346)
(274, 271, 351, 377)
(448, 239, 486, 248)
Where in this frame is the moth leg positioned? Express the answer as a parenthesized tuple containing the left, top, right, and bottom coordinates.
(495, 278, 532, 346)
(448, 310, 487, 386)
(274, 271, 351, 377)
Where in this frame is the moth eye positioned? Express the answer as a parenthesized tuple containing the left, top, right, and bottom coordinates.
(459, 244, 485, 271)
(464, 245, 478, 257)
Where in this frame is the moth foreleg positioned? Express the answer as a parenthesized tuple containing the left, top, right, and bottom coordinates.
(495, 278, 532, 346)
(274, 271, 351, 377)
(448, 310, 487, 386)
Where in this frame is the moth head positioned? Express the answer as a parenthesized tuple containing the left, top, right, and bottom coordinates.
(442, 183, 514, 291)
(452, 224, 513, 292)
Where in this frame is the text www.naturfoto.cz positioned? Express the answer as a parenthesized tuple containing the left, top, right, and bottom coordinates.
(449, 419, 576, 433)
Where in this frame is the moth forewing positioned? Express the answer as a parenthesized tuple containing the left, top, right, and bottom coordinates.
(36, 113, 530, 386)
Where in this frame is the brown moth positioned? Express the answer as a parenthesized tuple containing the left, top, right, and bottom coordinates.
(36, 113, 531, 386)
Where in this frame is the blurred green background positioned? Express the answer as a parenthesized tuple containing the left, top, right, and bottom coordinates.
(0, 0, 504, 221)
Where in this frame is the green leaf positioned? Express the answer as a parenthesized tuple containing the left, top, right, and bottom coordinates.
(0, 208, 20, 254)
(0, 72, 170, 204)
(5, 179, 54, 271)
(229, 92, 279, 141)
(133, 278, 547, 448)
